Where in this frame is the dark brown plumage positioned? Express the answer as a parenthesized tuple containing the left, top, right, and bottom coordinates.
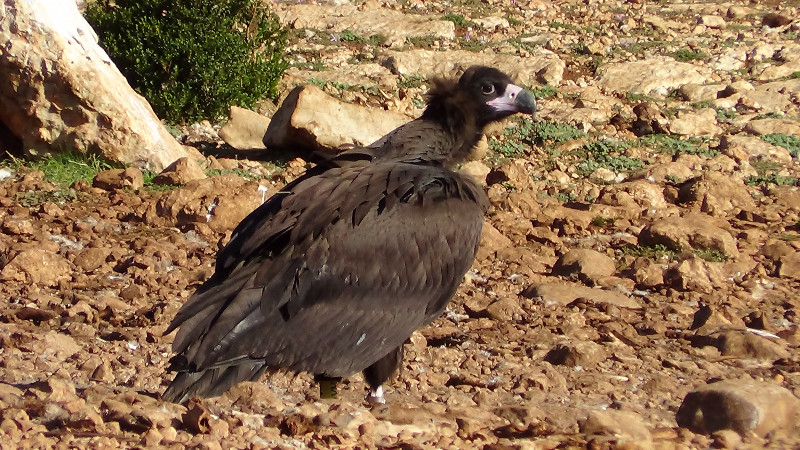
(162, 66, 536, 404)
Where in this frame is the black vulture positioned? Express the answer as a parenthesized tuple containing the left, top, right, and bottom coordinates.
(162, 66, 536, 404)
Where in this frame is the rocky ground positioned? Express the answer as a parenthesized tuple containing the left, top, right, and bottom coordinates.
(2, 0, 800, 448)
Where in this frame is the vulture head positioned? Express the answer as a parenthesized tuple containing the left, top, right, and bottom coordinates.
(423, 65, 537, 133)
(458, 65, 537, 125)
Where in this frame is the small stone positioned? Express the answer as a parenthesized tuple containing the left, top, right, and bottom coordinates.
(459, 160, 491, 185)
(93, 167, 144, 191)
(711, 429, 741, 449)
(778, 252, 800, 280)
(152, 157, 207, 186)
(580, 409, 652, 443)
(698, 15, 726, 29)
(676, 379, 800, 436)
(668, 108, 721, 136)
(552, 249, 616, 284)
(522, 282, 641, 309)
(545, 340, 608, 368)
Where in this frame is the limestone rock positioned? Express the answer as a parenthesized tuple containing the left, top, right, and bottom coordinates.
(743, 118, 800, 137)
(695, 328, 790, 360)
(778, 252, 800, 280)
(152, 157, 207, 186)
(639, 213, 739, 257)
(598, 179, 668, 210)
(664, 256, 725, 293)
(458, 161, 491, 185)
(552, 249, 616, 284)
(263, 85, 410, 155)
(668, 108, 722, 136)
(218, 106, 271, 151)
(145, 175, 263, 233)
(595, 57, 713, 96)
(522, 282, 641, 309)
(382, 49, 565, 86)
(545, 340, 608, 368)
(280, 3, 455, 47)
(720, 134, 793, 164)
(677, 379, 800, 436)
(0, 0, 196, 172)
(580, 409, 652, 444)
(679, 172, 756, 218)
(0, 248, 72, 287)
(698, 15, 726, 29)
(92, 168, 144, 191)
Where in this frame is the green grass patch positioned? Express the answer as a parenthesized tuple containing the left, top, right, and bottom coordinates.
(509, 118, 585, 147)
(442, 13, 477, 28)
(695, 249, 729, 263)
(671, 48, 707, 62)
(398, 74, 427, 89)
(591, 215, 618, 227)
(337, 30, 386, 46)
(638, 134, 719, 158)
(621, 244, 677, 261)
(745, 174, 798, 186)
(760, 133, 800, 158)
(548, 21, 578, 31)
(575, 139, 645, 176)
(2, 151, 115, 187)
(532, 85, 559, 100)
(405, 35, 439, 48)
(204, 168, 260, 182)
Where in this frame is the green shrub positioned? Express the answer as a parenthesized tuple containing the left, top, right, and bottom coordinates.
(85, 0, 288, 123)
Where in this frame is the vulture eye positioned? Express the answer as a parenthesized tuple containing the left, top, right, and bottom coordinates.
(481, 84, 495, 95)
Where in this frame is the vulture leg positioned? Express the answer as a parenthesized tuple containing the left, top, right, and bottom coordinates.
(362, 345, 404, 404)
(314, 374, 342, 399)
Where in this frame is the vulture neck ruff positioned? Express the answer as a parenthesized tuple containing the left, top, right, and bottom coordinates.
(420, 78, 484, 169)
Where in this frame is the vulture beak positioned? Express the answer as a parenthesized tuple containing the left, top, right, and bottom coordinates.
(488, 84, 537, 115)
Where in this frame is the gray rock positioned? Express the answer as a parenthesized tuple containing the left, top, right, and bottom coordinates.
(676, 379, 800, 436)
(0, 0, 196, 172)
(263, 85, 410, 155)
(595, 57, 713, 96)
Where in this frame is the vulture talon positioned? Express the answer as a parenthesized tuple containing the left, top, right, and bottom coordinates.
(161, 66, 536, 405)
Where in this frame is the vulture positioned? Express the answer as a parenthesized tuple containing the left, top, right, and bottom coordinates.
(162, 66, 536, 404)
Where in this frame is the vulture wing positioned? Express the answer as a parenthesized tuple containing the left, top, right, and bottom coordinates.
(163, 159, 486, 401)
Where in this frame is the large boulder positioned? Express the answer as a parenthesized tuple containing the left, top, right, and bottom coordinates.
(263, 85, 411, 155)
(0, 0, 198, 172)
